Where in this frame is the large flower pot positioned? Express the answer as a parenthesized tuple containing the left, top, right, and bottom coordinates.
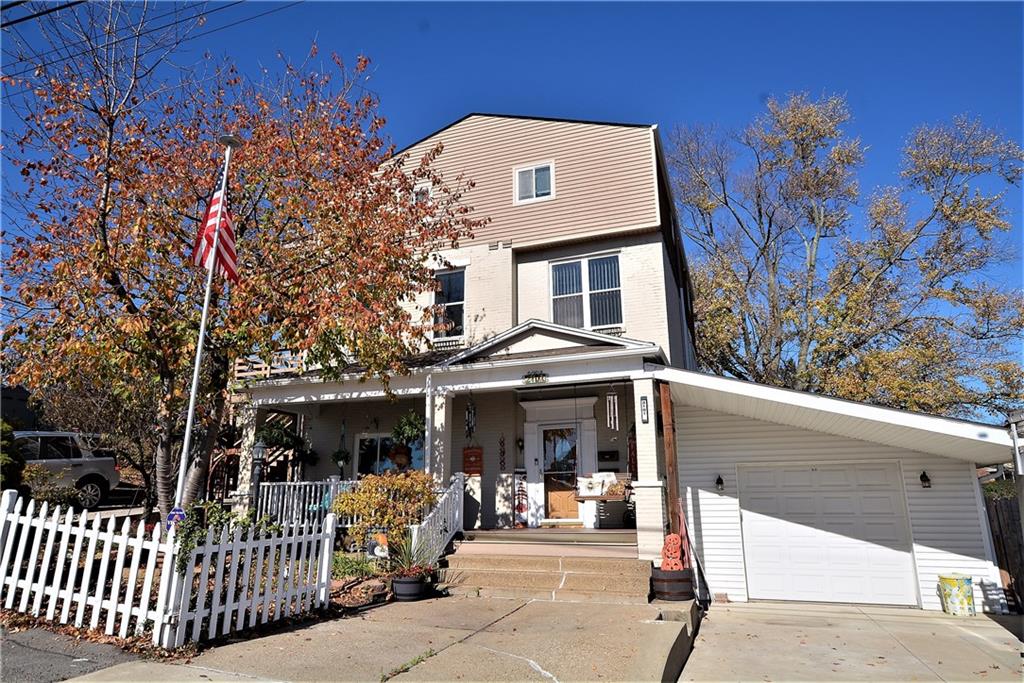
(392, 576, 427, 602)
(651, 567, 694, 601)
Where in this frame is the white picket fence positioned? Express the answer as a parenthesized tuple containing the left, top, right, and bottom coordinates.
(0, 490, 337, 649)
(410, 473, 465, 565)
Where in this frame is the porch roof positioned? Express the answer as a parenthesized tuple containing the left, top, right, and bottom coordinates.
(649, 365, 1013, 465)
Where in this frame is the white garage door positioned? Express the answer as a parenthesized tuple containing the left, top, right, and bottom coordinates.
(738, 462, 917, 605)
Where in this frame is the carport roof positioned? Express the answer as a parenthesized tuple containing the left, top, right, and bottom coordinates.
(650, 365, 1013, 464)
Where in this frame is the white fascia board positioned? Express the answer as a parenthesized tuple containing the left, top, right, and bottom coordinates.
(246, 347, 655, 407)
(647, 365, 1012, 461)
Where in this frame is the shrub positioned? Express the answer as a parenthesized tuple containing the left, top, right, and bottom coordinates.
(983, 478, 1017, 500)
(21, 464, 80, 507)
(332, 471, 437, 546)
(0, 420, 27, 490)
(332, 552, 381, 580)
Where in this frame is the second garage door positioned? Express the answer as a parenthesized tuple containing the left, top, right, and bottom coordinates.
(738, 461, 917, 605)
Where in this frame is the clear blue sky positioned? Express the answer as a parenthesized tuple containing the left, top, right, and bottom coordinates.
(4, 1, 1023, 280)
(192, 0, 1022, 277)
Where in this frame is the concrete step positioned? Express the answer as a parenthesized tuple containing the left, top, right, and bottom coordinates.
(445, 553, 651, 576)
(452, 541, 638, 559)
(444, 585, 652, 605)
(439, 566, 651, 594)
(462, 529, 637, 545)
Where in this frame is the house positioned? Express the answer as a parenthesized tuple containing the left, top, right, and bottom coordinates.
(230, 113, 1015, 611)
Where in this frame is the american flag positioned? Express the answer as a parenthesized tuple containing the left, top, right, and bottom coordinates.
(192, 187, 238, 283)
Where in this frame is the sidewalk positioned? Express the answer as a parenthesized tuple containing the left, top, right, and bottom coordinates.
(70, 596, 697, 682)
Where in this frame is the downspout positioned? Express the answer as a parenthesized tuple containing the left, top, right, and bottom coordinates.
(1007, 414, 1024, 537)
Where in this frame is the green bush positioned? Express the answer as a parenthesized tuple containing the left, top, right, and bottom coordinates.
(21, 464, 80, 507)
(332, 552, 381, 580)
(0, 420, 27, 490)
(983, 478, 1017, 500)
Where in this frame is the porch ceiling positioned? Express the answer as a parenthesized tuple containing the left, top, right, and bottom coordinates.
(650, 365, 1013, 465)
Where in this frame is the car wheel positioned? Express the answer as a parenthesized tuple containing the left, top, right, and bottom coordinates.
(76, 478, 106, 510)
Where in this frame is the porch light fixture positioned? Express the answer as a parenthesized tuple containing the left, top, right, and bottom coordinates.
(715, 475, 725, 492)
(919, 471, 931, 488)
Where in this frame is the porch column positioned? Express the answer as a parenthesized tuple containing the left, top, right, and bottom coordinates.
(426, 387, 453, 483)
(632, 378, 667, 561)
(232, 402, 261, 515)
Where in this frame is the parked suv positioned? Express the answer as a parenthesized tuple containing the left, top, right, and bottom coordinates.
(11, 431, 120, 509)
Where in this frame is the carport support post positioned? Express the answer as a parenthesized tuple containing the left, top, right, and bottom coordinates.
(659, 381, 681, 535)
(633, 378, 668, 560)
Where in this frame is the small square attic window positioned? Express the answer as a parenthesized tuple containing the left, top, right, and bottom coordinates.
(515, 162, 554, 204)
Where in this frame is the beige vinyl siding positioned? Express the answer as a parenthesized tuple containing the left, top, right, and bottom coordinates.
(676, 405, 1002, 611)
(398, 116, 659, 247)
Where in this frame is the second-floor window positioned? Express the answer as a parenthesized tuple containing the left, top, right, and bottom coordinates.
(435, 269, 465, 338)
(515, 162, 554, 203)
(551, 255, 622, 329)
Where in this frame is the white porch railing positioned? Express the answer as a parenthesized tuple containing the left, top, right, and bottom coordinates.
(256, 479, 357, 528)
(410, 473, 464, 564)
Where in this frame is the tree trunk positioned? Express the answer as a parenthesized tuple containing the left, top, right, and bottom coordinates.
(154, 376, 177, 519)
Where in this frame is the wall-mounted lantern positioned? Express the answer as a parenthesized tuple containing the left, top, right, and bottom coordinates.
(919, 471, 932, 488)
(715, 475, 725, 492)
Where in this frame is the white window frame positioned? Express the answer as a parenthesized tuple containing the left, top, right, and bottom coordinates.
(433, 267, 465, 341)
(549, 252, 623, 330)
(513, 160, 556, 205)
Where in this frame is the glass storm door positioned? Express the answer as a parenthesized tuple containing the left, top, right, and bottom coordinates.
(542, 425, 579, 519)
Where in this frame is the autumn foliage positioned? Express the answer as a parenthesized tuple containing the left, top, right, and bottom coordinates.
(3, 15, 482, 515)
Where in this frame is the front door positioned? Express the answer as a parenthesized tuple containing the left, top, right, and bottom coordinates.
(542, 425, 579, 520)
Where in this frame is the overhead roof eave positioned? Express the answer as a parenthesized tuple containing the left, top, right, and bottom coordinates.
(648, 365, 1013, 465)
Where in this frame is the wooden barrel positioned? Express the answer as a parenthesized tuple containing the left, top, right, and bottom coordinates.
(651, 567, 695, 601)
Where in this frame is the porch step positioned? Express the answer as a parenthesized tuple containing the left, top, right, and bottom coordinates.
(440, 553, 651, 605)
(462, 529, 637, 545)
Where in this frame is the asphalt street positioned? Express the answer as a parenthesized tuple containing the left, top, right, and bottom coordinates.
(0, 626, 137, 683)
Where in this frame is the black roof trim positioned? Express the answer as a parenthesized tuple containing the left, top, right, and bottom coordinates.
(393, 112, 653, 157)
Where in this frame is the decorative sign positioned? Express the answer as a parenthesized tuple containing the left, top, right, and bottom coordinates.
(463, 446, 483, 476)
(522, 370, 548, 385)
(166, 506, 186, 531)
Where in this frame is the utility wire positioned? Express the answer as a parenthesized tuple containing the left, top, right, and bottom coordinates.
(4, 0, 244, 79)
(4, 0, 205, 68)
(1, 1, 84, 29)
(2, 1, 304, 101)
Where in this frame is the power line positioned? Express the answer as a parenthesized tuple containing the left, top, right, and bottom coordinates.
(1, 1, 84, 29)
(4, 0, 205, 69)
(4, 0, 245, 79)
(2, 1, 305, 101)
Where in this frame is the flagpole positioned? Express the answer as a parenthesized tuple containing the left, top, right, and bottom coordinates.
(174, 135, 243, 509)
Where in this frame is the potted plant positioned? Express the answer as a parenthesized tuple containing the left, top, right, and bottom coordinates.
(388, 531, 435, 602)
(331, 447, 350, 473)
(390, 410, 425, 471)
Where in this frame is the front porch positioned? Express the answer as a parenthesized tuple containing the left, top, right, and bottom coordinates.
(230, 320, 676, 560)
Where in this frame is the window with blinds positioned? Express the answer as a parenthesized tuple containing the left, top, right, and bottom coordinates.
(551, 254, 622, 329)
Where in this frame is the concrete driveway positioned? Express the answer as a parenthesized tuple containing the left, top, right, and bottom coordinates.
(683, 602, 1022, 682)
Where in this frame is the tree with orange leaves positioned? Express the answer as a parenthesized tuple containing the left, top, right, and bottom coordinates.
(3, 5, 482, 516)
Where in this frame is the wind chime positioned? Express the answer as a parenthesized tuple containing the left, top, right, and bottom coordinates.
(606, 384, 620, 431)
